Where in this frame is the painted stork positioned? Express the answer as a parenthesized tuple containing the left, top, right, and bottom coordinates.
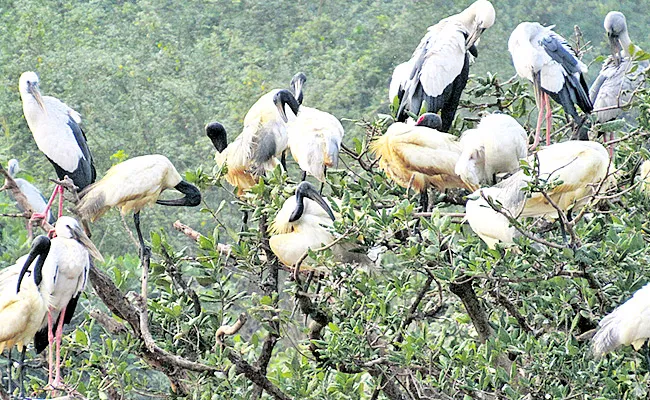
(465, 141, 611, 248)
(6, 159, 54, 225)
(590, 11, 649, 156)
(508, 23, 593, 149)
(76, 155, 201, 258)
(19, 72, 96, 221)
(394, 0, 495, 131)
(455, 113, 528, 191)
(592, 283, 650, 361)
(0, 236, 50, 396)
(371, 113, 469, 211)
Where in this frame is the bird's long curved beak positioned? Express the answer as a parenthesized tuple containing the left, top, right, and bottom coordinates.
(28, 83, 46, 112)
(292, 80, 303, 104)
(301, 184, 336, 221)
(608, 34, 622, 65)
(276, 99, 289, 123)
(72, 225, 104, 262)
(466, 27, 485, 51)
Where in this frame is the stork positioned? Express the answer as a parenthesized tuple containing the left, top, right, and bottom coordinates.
(75, 155, 201, 259)
(592, 283, 650, 362)
(19, 72, 96, 223)
(370, 113, 469, 211)
(455, 113, 528, 191)
(6, 159, 54, 227)
(0, 236, 50, 396)
(508, 23, 593, 149)
(465, 141, 611, 248)
(394, 0, 495, 131)
(286, 73, 344, 186)
(590, 12, 648, 157)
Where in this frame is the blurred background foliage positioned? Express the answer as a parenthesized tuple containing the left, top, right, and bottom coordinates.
(1, 0, 650, 399)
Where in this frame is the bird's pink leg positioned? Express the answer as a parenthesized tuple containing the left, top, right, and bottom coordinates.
(52, 305, 67, 388)
(544, 93, 553, 146)
(56, 185, 64, 219)
(608, 132, 615, 159)
(531, 100, 544, 150)
(47, 310, 54, 386)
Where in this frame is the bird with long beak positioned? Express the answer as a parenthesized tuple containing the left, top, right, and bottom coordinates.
(0, 236, 51, 397)
(18, 72, 96, 225)
(508, 23, 592, 149)
(269, 182, 336, 268)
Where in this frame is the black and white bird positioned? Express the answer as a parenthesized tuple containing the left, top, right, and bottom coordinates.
(19, 72, 96, 219)
(393, 0, 495, 131)
(6, 159, 54, 225)
(590, 11, 649, 156)
(508, 23, 593, 149)
(76, 155, 201, 259)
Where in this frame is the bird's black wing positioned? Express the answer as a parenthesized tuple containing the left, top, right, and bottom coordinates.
(66, 118, 96, 190)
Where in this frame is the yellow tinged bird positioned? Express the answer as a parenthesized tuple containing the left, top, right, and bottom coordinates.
(465, 140, 612, 248)
(370, 113, 469, 210)
(76, 154, 201, 255)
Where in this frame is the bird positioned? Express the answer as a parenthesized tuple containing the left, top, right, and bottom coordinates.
(286, 73, 344, 185)
(590, 12, 648, 156)
(508, 22, 593, 149)
(370, 113, 469, 211)
(388, 61, 412, 111)
(455, 113, 528, 191)
(75, 155, 201, 258)
(394, 0, 495, 131)
(290, 72, 307, 105)
(465, 141, 611, 248)
(0, 235, 51, 397)
(6, 159, 54, 225)
(19, 72, 97, 220)
(592, 283, 650, 361)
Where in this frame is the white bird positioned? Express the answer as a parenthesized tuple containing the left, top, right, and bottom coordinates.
(590, 12, 649, 156)
(19, 72, 96, 220)
(388, 61, 412, 109)
(0, 236, 51, 396)
(371, 113, 469, 211)
(455, 113, 528, 191)
(0, 217, 102, 388)
(76, 155, 201, 257)
(508, 23, 593, 149)
(592, 283, 650, 358)
(6, 159, 54, 225)
(394, 0, 495, 131)
(465, 141, 611, 248)
(286, 74, 344, 184)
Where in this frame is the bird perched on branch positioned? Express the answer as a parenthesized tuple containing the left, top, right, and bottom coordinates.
(592, 283, 650, 361)
(6, 159, 54, 225)
(465, 141, 611, 248)
(371, 113, 469, 211)
(455, 113, 528, 191)
(19, 71, 96, 220)
(286, 73, 344, 185)
(76, 155, 201, 258)
(508, 23, 593, 149)
(393, 0, 495, 131)
(590, 11, 649, 157)
(0, 236, 51, 396)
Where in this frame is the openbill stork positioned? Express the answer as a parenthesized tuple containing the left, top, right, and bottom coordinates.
(455, 113, 528, 191)
(6, 159, 54, 225)
(508, 23, 593, 149)
(590, 11, 649, 157)
(592, 283, 650, 362)
(371, 113, 469, 211)
(0, 236, 50, 396)
(19, 72, 96, 222)
(286, 73, 344, 185)
(76, 155, 201, 259)
(465, 141, 611, 248)
(393, 0, 495, 131)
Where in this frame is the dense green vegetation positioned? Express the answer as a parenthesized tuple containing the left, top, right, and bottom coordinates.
(1, 0, 650, 399)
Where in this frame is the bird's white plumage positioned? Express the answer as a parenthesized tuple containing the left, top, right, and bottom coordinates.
(19, 72, 85, 173)
(455, 113, 528, 190)
(389, 61, 413, 104)
(508, 22, 587, 94)
(465, 141, 611, 247)
(592, 283, 650, 356)
(6, 159, 51, 220)
(77, 155, 183, 220)
(465, 187, 519, 249)
(288, 106, 344, 182)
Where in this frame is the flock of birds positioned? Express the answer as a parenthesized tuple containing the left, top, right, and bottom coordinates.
(0, 0, 650, 395)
